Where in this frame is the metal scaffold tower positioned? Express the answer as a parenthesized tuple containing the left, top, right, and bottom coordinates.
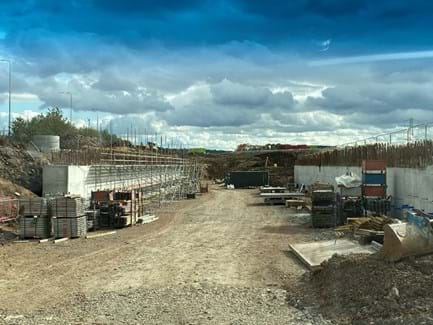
(80, 149, 202, 208)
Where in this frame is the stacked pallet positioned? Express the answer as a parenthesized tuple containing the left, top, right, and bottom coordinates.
(19, 198, 51, 239)
(19, 197, 49, 216)
(51, 196, 87, 238)
(311, 186, 336, 228)
(51, 196, 85, 218)
(362, 160, 387, 198)
(52, 215, 87, 238)
(19, 216, 51, 239)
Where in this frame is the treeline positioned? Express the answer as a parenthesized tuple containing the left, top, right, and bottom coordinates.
(11, 107, 121, 148)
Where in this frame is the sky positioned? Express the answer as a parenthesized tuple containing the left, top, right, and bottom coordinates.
(1, 0, 433, 149)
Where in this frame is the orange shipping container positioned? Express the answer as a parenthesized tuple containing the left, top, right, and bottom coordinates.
(363, 186, 386, 197)
(362, 160, 386, 171)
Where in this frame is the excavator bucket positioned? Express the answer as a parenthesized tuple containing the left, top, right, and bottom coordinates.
(379, 211, 433, 262)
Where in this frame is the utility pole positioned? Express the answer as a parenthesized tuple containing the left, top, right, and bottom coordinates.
(110, 119, 113, 161)
(96, 111, 100, 145)
(60, 91, 73, 123)
(0, 59, 11, 136)
(408, 117, 414, 143)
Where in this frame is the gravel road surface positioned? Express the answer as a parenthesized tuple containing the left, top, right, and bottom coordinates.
(0, 187, 333, 324)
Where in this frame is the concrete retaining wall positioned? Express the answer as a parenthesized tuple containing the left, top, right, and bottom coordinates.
(295, 165, 433, 213)
(43, 165, 185, 200)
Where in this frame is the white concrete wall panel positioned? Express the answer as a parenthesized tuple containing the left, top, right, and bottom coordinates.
(43, 165, 188, 200)
(42, 165, 68, 196)
(295, 165, 433, 213)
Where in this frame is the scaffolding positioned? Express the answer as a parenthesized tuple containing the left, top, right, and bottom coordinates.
(49, 147, 203, 214)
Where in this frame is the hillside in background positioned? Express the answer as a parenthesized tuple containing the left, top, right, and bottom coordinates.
(192, 150, 299, 186)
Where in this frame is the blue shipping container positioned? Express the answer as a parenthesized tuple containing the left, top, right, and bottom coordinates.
(362, 173, 386, 185)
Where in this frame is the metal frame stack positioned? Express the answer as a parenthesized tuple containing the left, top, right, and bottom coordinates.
(362, 160, 389, 215)
(362, 160, 386, 198)
(311, 183, 336, 228)
(91, 189, 140, 228)
(18, 198, 51, 239)
(85, 209, 99, 230)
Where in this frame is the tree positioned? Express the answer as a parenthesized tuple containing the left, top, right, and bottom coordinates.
(12, 107, 77, 144)
(11, 107, 120, 149)
(11, 117, 31, 142)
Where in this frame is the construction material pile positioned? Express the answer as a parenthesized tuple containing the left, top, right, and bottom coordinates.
(287, 253, 433, 324)
(18, 197, 51, 239)
(19, 216, 51, 239)
(311, 183, 336, 228)
(336, 215, 395, 245)
(51, 196, 85, 218)
(337, 215, 393, 232)
(51, 196, 87, 238)
(355, 215, 393, 230)
(19, 197, 50, 216)
(52, 215, 87, 238)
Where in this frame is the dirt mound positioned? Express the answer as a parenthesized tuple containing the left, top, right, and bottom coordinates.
(287, 253, 433, 324)
(0, 177, 36, 198)
(195, 151, 298, 186)
(0, 142, 45, 195)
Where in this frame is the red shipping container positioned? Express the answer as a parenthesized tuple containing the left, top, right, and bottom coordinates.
(91, 190, 114, 201)
(362, 160, 386, 171)
(363, 186, 386, 197)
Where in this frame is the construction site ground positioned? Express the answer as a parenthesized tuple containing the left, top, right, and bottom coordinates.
(0, 187, 336, 325)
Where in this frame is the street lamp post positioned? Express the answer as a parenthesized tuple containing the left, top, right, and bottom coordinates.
(0, 59, 11, 136)
(60, 91, 73, 123)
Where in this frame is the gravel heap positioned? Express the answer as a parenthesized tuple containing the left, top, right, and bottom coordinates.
(0, 284, 335, 325)
(287, 253, 433, 324)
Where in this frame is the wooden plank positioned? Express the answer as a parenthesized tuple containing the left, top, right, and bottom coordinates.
(260, 192, 304, 198)
(53, 237, 69, 244)
(38, 238, 54, 243)
(141, 216, 159, 224)
(85, 231, 117, 239)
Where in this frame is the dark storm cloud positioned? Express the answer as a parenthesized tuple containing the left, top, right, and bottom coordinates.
(306, 82, 433, 115)
(210, 79, 294, 108)
(2, 0, 433, 50)
(1, 0, 433, 145)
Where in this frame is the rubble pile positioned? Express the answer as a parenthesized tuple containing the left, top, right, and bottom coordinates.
(287, 253, 433, 324)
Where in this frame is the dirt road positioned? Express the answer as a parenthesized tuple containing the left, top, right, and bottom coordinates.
(0, 187, 332, 324)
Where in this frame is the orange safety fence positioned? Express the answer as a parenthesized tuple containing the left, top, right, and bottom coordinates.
(0, 198, 19, 223)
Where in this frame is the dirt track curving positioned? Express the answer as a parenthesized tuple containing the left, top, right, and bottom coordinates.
(0, 187, 332, 324)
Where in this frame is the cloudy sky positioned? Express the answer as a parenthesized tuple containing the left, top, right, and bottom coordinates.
(1, 0, 433, 149)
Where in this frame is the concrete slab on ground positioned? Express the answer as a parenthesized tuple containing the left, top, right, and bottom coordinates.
(289, 239, 376, 270)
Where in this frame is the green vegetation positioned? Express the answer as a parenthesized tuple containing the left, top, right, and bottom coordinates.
(189, 147, 207, 154)
(11, 107, 120, 148)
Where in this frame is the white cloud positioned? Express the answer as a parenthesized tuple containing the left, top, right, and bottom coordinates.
(3, 37, 433, 149)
